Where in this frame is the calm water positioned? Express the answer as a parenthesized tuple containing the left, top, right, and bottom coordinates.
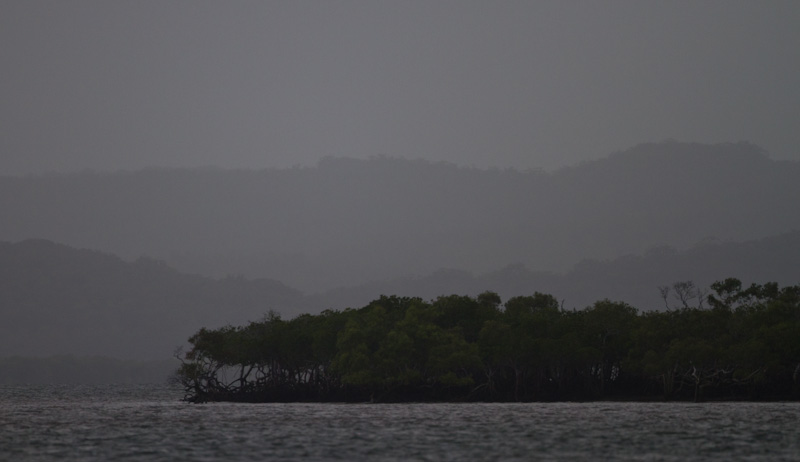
(1, 384, 799, 461)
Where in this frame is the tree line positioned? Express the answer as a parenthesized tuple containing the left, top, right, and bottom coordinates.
(175, 278, 800, 403)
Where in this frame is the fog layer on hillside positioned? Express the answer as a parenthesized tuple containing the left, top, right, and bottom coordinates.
(1, 142, 797, 291)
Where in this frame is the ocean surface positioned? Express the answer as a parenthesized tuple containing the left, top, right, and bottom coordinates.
(1, 384, 799, 461)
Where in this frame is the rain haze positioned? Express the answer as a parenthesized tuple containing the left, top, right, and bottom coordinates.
(2, 0, 800, 377)
(2, 0, 799, 174)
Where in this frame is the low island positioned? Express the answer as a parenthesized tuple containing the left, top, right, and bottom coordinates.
(175, 278, 799, 403)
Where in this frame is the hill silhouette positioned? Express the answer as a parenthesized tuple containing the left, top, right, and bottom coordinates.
(1, 141, 797, 291)
(0, 239, 301, 360)
(2, 231, 798, 361)
(304, 231, 800, 313)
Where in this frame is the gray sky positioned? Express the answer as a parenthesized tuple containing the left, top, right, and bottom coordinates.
(2, 0, 798, 174)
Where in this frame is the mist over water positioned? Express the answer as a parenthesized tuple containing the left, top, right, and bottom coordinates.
(2, 384, 799, 461)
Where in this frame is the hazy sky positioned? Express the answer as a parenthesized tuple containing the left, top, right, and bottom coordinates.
(2, 0, 798, 174)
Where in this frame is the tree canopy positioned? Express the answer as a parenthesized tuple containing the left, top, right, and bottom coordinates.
(176, 280, 800, 403)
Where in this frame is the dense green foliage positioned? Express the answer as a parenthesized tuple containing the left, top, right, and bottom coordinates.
(177, 279, 800, 403)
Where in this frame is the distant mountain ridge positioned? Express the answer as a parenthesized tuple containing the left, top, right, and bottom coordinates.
(307, 230, 800, 312)
(2, 232, 799, 360)
(0, 141, 797, 291)
(0, 239, 301, 360)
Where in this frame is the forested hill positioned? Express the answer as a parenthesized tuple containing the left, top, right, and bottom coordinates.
(0, 239, 302, 360)
(2, 232, 799, 361)
(0, 141, 798, 291)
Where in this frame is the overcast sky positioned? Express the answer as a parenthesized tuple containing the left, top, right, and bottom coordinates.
(2, 0, 798, 174)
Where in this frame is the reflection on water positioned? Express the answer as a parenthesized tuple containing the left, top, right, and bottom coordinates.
(1, 384, 799, 461)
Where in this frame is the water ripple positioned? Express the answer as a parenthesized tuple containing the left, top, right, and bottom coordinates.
(1, 385, 799, 461)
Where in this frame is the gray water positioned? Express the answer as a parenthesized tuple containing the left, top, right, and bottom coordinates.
(1, 385, 799, 461)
